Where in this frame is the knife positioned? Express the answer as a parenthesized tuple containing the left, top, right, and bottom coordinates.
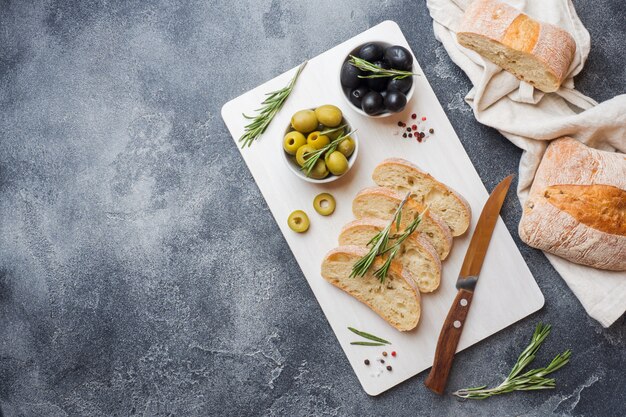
(424, 174, 514, 395)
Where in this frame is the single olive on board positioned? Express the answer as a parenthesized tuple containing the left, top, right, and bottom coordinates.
(313, 193, 336, 216)
(288, 210, 310, 233)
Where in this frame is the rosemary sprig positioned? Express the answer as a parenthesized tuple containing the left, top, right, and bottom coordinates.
(239, 61, 307, 148)
(372, 209, 425, 281)
(349, 55, 419, 80)
(348, 327, 391, 344)
(350, 192, 425, 282)
(453, 323, 572, 400)
(300, 129, 356, 176)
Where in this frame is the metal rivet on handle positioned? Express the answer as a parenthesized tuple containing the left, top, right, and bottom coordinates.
(454, 320, 462, 328)
(460, 299, 468, 307)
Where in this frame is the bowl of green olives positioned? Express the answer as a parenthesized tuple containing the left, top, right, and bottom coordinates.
(340, 41, 416, 117)
(282, 104, 358, 183)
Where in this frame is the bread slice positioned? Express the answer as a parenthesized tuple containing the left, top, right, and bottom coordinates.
(339, 218, 442, 293)
(352, 187, 453, 260)
(321, 245, 421, 331)
(457, 0, 576, 93)
(519, 137, 626, 271)
(372, 158, 471, 236)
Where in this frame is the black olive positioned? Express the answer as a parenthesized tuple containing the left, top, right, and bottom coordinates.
(358, 43, 384, 62)
(373, 60, 391, 70)
(387, 76, 413, 94)
(384, 45, 413, 71)
(384, 90, 407, 113)
(367, 77, 388, 92)
(340, 61, 364, 89)
(349, 86, 369, 108)
(361, 91, 385, 115)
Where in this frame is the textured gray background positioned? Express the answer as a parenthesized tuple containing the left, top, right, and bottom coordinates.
(1, 1, 625, 416)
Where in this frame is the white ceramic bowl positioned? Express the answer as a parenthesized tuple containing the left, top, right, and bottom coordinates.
(281, 109, 359, 184)
(340, 41, 415, 118)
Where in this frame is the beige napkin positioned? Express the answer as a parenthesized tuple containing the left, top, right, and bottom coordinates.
(426, 0, 626, 327)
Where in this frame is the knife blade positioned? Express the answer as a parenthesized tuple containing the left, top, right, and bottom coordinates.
(424, 174, 514, 395)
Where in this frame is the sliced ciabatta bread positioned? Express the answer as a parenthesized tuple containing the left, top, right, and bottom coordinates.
(456, 0, 576, 93)
(372, 158, 471, 237)
(321, 245, 421, 331)
(352, 187, 453, 260)
(339, 218, 442, 293)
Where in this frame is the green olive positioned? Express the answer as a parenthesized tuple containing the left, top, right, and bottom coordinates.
(337, 137, 355, 158)
(288, 210, 310, 233)
(313, 193, 336, 216)
(296, 145, 316, 166)
(308, 159, 329, 179)
(283, 131, 307, 155)
(307, 131, 330, 150)
(325, 151, 349, 176)
(291, 109, 318, 133)
(315, 105, 343, 128)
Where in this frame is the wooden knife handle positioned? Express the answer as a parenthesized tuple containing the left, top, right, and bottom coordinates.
(424, 289, 474, 395)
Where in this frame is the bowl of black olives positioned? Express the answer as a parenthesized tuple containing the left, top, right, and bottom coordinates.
(282, 104, 358, 183)
(340, 42, 416, 117)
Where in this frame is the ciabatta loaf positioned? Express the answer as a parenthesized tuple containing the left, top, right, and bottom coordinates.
(321, 246, 421, 331)
(519, 138, 626, 271)
(339, 218, 442, 293)
(372, 158, 471, 236)
(352, 187, 453, 260)
(457, 0, 576, 93)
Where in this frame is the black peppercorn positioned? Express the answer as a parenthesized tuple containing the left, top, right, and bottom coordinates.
(408, 133, 413, 137)
(386, 365, 392, 371)
(406, 127, 411, 132)
(380, 359, 385, 364)
(429, 128, 434, 134)
(420, 132, 425, 138)
(397, 121, 403, 127)
(402, 133, 407, 138)
(364, 359, 370, 365)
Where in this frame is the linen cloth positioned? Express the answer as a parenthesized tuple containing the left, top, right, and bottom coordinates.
(426, 0, 626, 327)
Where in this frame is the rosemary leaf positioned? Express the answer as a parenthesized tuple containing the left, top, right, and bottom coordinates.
(347, 327, 391, 344)
(239, 61, 307, 148)
(453, 323, 571, 400)
(350, 342, 386, 346)
(349, 55, 419, 80)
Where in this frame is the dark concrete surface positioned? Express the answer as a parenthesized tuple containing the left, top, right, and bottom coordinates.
(0, 1, 624, 416)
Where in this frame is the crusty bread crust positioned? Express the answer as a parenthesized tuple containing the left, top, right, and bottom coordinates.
(353, 186, 454, 260)
(339, 218, 443, 293)
(372, 158, 472, 236)
(519, 138, 626, 271)
(457, 0, 576, 92)
(322, 245, 421, 331)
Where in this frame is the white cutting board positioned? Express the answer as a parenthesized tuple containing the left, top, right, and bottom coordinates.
(221, 21, 544, 396)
